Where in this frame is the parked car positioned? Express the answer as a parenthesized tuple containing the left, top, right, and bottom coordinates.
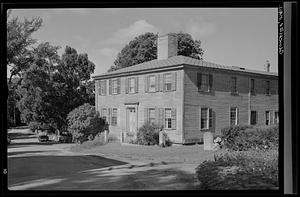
(38, 135, 49, 142)
(58, 133, 72, 143)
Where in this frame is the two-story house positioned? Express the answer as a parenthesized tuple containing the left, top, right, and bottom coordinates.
(92, 33, 279, 144)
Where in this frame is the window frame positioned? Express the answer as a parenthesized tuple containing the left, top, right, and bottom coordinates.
(102, 108, 108, 122)
(198, 73, 212, 92)
(111, 108, 118, 126)
(148, 75, 156, 92)
(250, 78, 255, 95)
(164, 73, 173, 92)
(164, 108, 172, 129)
(112, 79, 118, 94)
(266, 80, 271, 95)
(274, 111, 279, 124)
(265, 111, 271, 125)
(231, 76, 238, 95)
(250, 110, 257, 125)
(200, 107, 213, 130)
(128, 77, 136, 94)
(99, 80, 106, 96)
(148, 108, 156, 124)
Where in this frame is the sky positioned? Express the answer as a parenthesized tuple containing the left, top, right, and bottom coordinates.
(9, 8, 278, 76)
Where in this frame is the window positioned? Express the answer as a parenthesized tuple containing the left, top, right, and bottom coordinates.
(266, 80, 270, 95)
(197, 73, 213, 92)
(250, 111, 257, 125)
(149, 108, 156, 124)
(274, 111, 279, 124)
(164, 73, 172, 91)
(250, 79, 255, 95)
(129, 78, 135, 93)
(99, 80, 106, 95)
(112, 79, 118, 94)
(149, 75, 156, 92)
(265, 111, 270, 125)
(200, 108, 213, 129)
(230, 107, 238, 125)
(231, 77, 237, 94)
(165, 109, 172, 129)
(111, 108, 118, 126)
(102, 108, 107, 121)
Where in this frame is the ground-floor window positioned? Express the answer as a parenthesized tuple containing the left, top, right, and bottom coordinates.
(148, 108, 156, 124)
(200, 107, 212, 129)
(165, 108, 172, 129)
(250, 110, 257, 125)
(274, 111, 279, 124)
(265, 111, 271, 125)
(102, 108, 107, 122)
(111, 108, 118, 126)
(230, 107, 238, 125)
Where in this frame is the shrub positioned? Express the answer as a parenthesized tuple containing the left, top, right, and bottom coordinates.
(136, 122, 161, 145)
(196, 149, 278, 190)
(221, 125, 278, 151)
(160, 132, 172, 147)
(67, 103, 106, 143)
(70, 133, 106, 152)
(29, 121, 42, 132)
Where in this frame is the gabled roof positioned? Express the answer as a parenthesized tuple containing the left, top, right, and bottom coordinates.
(92, 55, 278, 79)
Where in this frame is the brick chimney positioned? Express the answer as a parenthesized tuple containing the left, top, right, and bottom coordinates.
(157, 33, 178, 60)
(264, 60, 271, 72)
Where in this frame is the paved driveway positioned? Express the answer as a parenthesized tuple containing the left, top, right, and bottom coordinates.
(7, 129, 201, 190)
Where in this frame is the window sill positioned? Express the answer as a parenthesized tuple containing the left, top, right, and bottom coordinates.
(200, 128, 212, 132)
(164, 128, 175, 130)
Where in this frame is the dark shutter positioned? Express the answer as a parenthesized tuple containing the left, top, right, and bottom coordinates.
(135, 77, 139, 93)
(144, 108, 149, 123)
(209, 74, 213, 91)
(125, 78, 129, 94)
(159, 108, 165, 128)
(145, 75, 148, 92)
(172, 72, 177, 91)
(109, 79, 112, 95)
(209, 108, 213, 128)
(155, 107, 159, 125)
(162, 74, 166, 92)
(197, 73, 202, 91)
(98, 80, 101, 95)
(108, 108, 111, 124)
(171, 108, 176, 129)
(103, 80, 107, 95)
(117, 78, 121, 94)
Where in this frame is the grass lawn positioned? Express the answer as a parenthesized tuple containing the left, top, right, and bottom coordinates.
(69, 141, 215, 165)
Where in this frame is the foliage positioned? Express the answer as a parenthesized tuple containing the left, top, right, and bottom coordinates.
(160, 132, 172, 147)
(220, 125, 278, 151)
(136, 122, 162, 145)
(196, 149, 278, 190)
(67, 103, 106, 143)
(220, 125, 253, 150)
(7, 10, 43, 84)
(69, 132, 107, 152)
(108, 32, 204, 72)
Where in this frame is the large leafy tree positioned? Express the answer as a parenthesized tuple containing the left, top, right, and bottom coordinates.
(108, 32, 204, 72)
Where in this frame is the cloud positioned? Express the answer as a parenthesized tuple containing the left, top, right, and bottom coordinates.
(185, 18, 216, 39)
(98, 48, 119, 57)
(103, 19, 160, 45)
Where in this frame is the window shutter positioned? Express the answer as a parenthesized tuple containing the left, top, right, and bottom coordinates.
(155, 75, 159, 92)
(125, 78, 129, 94)
(159, 74, 164, 92)
(144, 108, 149, 123)
(117, 78, 121, 94)
(209, 108, 213, 128)
(159, 108, 165, 128)
(162, 74, 166, 92)
(145, 75, 148, 92)
(236, 108, 239, 125)
(109, 79, 112, 95)
(108, 108, 111, 124)
(171, 108, 176, 129)
(172, 72, 177, 91)
(97, 80, 101, 95)
(155, 107, 159, 125)
(103, 80, 107, 95)
(135, 77, 139, 93)
(197, 73, 202, 91)
(209, 74, 213, 91)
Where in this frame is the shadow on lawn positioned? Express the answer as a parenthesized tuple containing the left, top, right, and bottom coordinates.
(8, 155, 197, 190)
(8, 132, 36, 140)
(8, 150, 48, 157)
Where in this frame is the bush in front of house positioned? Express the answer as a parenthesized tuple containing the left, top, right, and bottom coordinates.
(67, 103, 106, 144)
(196, 149, 278, 190)
(70, 132, 107, 152)
(220, 125, 278, 151)
(136, 122, 161, 145)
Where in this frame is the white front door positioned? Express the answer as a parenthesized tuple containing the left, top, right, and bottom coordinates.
(127, 107, 137, 133)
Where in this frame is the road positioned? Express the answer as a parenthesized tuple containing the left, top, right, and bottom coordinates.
(7, 128, 199, 190)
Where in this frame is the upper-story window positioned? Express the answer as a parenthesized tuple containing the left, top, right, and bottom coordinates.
(99, 80, 107, 96)
(231, 77, 237, 94)
(266, 80, 270, 95)
(109, 78, 121, 95)
(149, 75, 156, 92)
(250, 79, 255, 95)
(129, 78, 135, 93)
(164, 73, 172, 91)
(197, 73, 213, 92)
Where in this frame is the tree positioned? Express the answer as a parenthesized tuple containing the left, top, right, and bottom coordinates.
(108, 32, 204, 72)
(7, 10, 43, 84)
